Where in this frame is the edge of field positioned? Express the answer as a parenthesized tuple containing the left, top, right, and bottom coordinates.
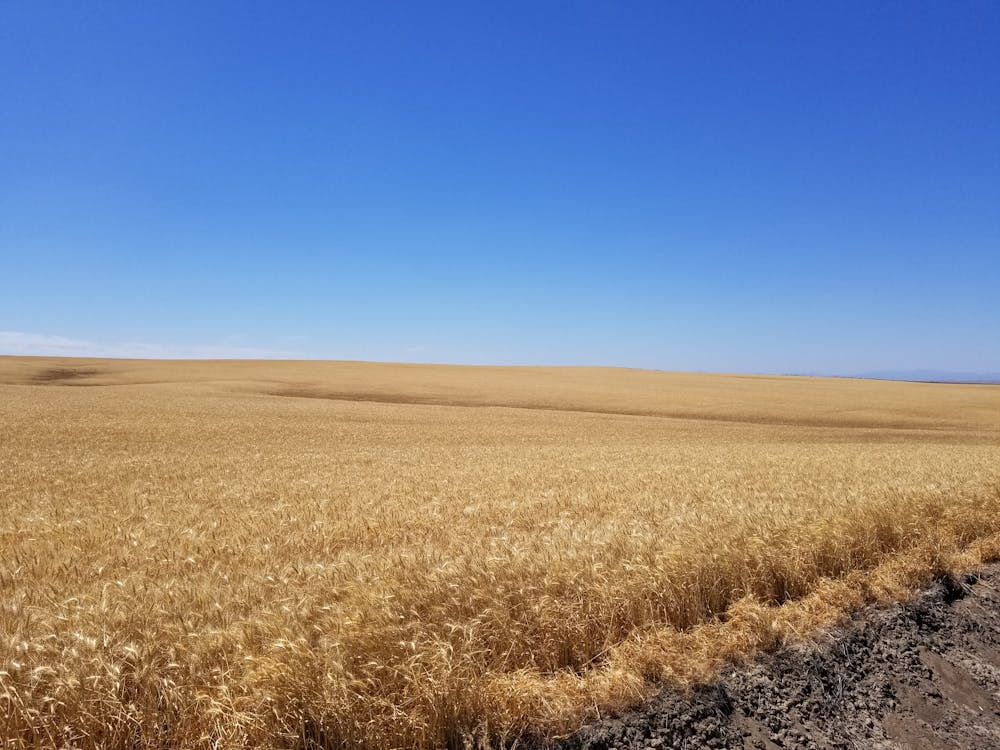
(541, 560, 1000, 749)
(476, 533, 1000, 747)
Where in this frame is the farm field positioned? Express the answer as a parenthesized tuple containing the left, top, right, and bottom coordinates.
(1, 356, 999, 749)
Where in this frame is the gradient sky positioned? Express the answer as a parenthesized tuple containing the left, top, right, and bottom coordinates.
(2, 2, 998, 373)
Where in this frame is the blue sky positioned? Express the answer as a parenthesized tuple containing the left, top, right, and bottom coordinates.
(2, 2, 998, 374)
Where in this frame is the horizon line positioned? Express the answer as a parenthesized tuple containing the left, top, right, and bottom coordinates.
(2, 352, 999, 385)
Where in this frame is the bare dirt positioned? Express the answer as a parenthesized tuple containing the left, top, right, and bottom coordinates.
(544, 565, 1000, 750)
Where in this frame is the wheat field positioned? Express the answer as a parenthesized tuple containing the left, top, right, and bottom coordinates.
(1, 356, 998, 749)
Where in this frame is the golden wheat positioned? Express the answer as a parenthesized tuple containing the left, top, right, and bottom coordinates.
(1, 357, 998, 748)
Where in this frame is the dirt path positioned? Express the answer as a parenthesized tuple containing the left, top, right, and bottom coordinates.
(546, 565, 1000, 749)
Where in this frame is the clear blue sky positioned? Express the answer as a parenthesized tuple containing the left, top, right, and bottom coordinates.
(2, 2, 998, 374)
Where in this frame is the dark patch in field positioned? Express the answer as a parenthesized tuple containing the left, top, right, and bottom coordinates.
(535, 565, 1000, 749)
(31, 367, 100, 383)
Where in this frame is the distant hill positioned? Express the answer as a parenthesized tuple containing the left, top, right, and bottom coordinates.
(853, 370, 1000, 384)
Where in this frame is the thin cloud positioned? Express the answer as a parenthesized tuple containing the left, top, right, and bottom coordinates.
(0, 331, 300, 359)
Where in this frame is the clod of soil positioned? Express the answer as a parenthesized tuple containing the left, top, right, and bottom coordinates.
(545, 565, 1000, 750)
